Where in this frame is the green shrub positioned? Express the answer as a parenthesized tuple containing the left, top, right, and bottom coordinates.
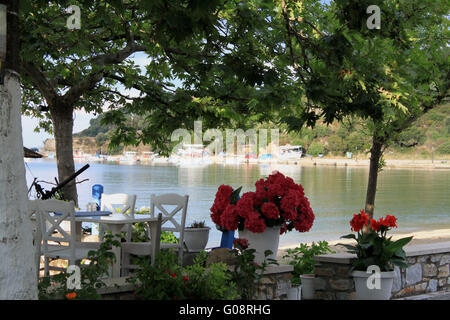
(283, 241, 334, 286)
(327, 135, 345, 154)
(307, 141, 326, 156)
(436, 141, 450, 154)
(130, 250, 238, 300)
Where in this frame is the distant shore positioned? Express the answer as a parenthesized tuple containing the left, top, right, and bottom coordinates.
(34, 155, 450, 170)
(276, 158, 450, 170)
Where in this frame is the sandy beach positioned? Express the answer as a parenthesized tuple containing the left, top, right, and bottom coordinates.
(277, 228, 450, 260)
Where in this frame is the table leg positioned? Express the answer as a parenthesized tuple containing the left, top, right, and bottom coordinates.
(75, 221, 83, 241)
(101, 223, 124, 278)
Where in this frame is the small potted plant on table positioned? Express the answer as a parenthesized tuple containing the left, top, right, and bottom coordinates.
(184, 221, 211, 252)
(340, 210, 412, 300)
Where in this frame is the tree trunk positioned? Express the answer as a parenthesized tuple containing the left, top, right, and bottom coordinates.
(50, 104, 78, 206)
(364, 132, 385, 218)
(0, 0, 37, 299)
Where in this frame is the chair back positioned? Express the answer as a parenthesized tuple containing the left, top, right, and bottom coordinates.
(150, 193, 189, 234)
(150, 193, 189, 262)
(101, 193, 136, 217)
(28, 200, 43, 278)
(31, 199, 77, 260)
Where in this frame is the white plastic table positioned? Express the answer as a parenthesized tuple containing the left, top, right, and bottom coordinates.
(74, 214, 160, 278)
(54, 210, 112, 241)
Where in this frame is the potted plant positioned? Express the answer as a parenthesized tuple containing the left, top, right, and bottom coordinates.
(183, 221, 211, 252)
(211, 185, 242, 249)
(210, 171, 315, 263)
(340, 210, 412, 300)
(283, 241, 334, 300)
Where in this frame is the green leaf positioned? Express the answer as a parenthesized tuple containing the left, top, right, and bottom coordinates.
(340, 234, 356, 240)
(386, 236, 413, 254)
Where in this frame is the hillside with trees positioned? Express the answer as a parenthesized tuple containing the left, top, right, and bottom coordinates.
(75, 104, 449, 158)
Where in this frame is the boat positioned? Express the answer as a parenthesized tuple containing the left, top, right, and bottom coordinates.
(278, 145, 305, 160)
(119, 151, 140, 165)
(175, 144, 212, 167)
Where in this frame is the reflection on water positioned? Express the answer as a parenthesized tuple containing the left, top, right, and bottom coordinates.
(25, 159, 450, 248)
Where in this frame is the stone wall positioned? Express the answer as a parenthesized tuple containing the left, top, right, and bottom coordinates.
(255, 265, 293, 300)
(313, 242, 450, 300)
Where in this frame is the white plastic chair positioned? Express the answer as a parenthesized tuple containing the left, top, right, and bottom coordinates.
(100, 193, 137, 241)
(151, 193, 189, 263)
(31, 199, 101, 276)
(121, 193, 189, 272)
(120, 213, 162, 276)
(28, 200, 43, 279)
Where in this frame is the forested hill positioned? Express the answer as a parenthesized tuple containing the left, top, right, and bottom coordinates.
(74, 105, 449, 157)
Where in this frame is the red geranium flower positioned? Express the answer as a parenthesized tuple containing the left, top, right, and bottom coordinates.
(244, 212, 266, 233)
(261, 202, 280, 220)
(220, 204, 239, 231)
(233, 238, 249, 250)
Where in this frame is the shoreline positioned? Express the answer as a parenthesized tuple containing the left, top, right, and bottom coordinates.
(277, 228, 450, 259)
(32, 156, 450, 170)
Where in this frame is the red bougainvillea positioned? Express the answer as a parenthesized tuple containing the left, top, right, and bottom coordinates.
(210, 171, 315, 235)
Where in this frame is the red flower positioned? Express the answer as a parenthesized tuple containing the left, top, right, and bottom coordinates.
(261, 202, 280, 220)
(236, 192, 256, 218)
(210, 185, 238, 228)
(233, 238, 249, 250)
(244, 212, 266, 233)
(350, 210, 370, 232)
(280, 189, 299, 212)
(370, 218, 381, 232)
(383, 215, 398, 228)
(220, 204, 239, 231)
(370, 215, 398, 232)
(267, 171, 286, 186)
(183, 276, 189, 281)
(171, 273, 177, 278)
(65, 292, 77, 300)
(267, 183, 285, 198)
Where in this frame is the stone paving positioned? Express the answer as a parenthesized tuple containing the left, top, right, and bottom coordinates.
(394, 290, 450, 300)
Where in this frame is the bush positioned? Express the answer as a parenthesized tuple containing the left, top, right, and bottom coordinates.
(129, 250, 238, 300)
(436, 141, 450, 154)
(327, 135, 345, 154)
(307, 141, 326, 156)
(345, 132, 370, 153)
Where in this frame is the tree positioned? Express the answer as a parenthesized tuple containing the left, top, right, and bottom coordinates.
(0, 0, 37, 299)
(19, 0, 228, 205)
(272, 0, 449, 217)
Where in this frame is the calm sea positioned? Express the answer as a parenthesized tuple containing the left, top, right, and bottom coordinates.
(25, 159, 450, 248)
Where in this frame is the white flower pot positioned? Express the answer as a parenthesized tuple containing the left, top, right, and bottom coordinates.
(287, 285, 302, 300)
(239, 226, 280, 264)
(183, 227, 210, 252)
(352, 270, 395, 300)
(300, 274, 315, 299)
